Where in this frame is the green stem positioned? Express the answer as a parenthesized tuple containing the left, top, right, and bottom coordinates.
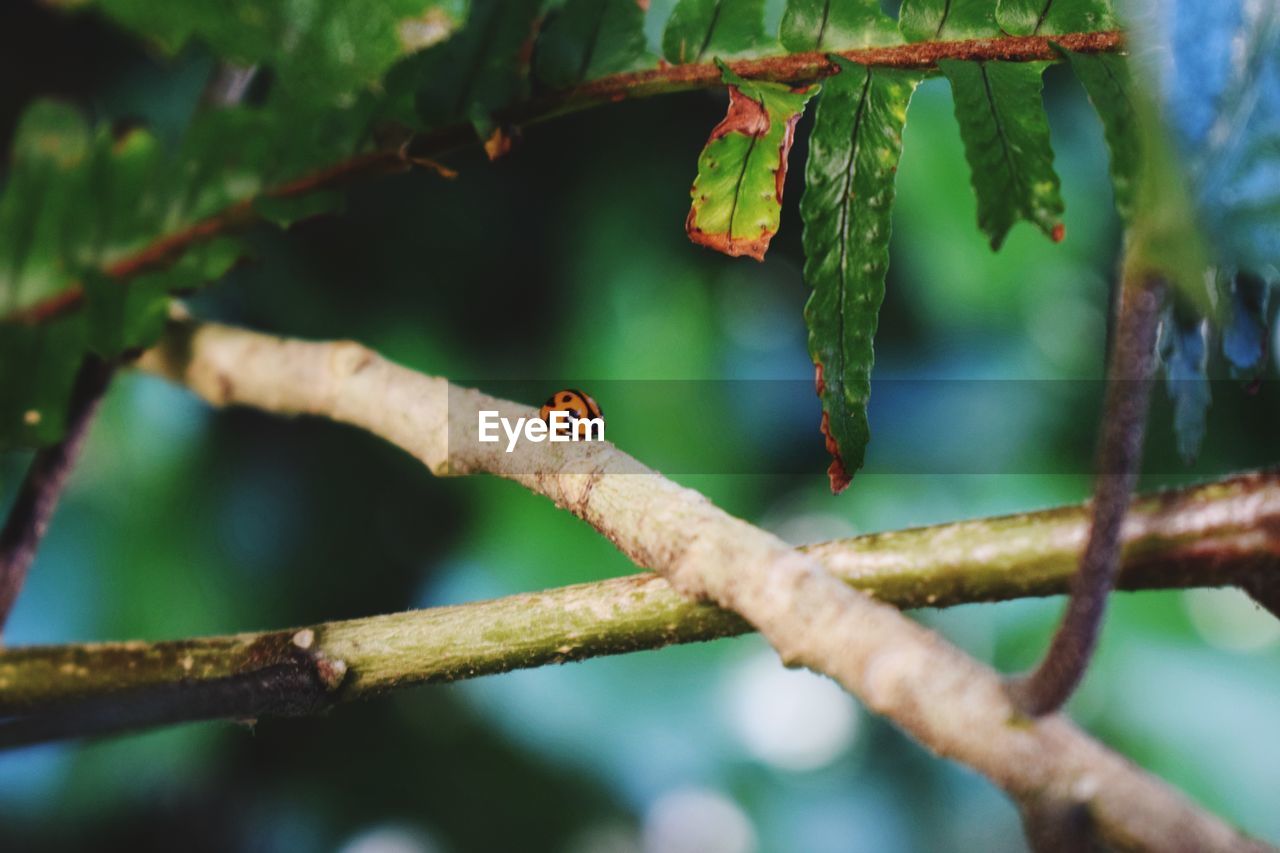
(1, 469, 1274, 747)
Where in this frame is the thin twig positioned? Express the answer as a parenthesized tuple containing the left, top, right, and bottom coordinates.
(0, 356, 115, 634)
(3, 28, 1124, 327)
(1009, 275, 1166, 715)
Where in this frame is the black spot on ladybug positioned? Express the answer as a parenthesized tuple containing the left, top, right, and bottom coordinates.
(540, 388, 605, 438)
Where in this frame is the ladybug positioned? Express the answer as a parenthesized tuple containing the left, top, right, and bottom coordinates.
(539, 388, 604, 440)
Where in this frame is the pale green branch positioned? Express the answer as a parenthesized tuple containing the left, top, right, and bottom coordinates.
(1, 470, 1276, 743)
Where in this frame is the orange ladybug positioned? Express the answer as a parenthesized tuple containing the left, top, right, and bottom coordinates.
(539, 388, 604, 440)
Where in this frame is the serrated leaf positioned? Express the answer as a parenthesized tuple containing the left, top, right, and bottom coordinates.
(54, 0, 470, 107)
(535, 0, 650, 88)
(938, 59, 1065, 248)
(996, 0, 1116, 36)
(898, 0, 996, 41)
(0, 316, 88, 450)
(686, 65, 818, 260)
(1062, 49, 1138, 221)
(384, 0, 541, 135)
(801, 60, 919, 493)
(662, 0, 772, 64)
(779, 0, 899, 52)
(1158, 306, 1211, 463)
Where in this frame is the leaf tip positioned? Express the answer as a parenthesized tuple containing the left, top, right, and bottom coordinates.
(820, 411, 853, 494)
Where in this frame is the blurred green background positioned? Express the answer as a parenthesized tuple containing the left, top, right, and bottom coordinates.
(2, 1, 1278, 851)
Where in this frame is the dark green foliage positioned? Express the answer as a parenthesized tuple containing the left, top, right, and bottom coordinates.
(84, 239, 243, 359)
(778, 0, 898, 51)
(662, 0, 771, 64)
(939, 59, 1064, 248)
(383, 0, 542, 134)
(898, 0, 995, 41)
(82, 273, 169, 359)
(1064, 49, 1138, 220)
(253, 192, 347, 229)
(996, 0, 1116, 36)
(5, 0, 1192, 491)
(0, 100, 341, 448)
(0, 103, 95, 314)
(800, 60, 919, 490)
(0, 318, 87, 449)
(51, 0, 471, 107)
(535, 0, 650, 87)
(899, 1, 1066, 249)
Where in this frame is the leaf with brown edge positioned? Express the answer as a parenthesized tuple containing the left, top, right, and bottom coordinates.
(686, 63, 818, 261)
(801, 60, 918, 492)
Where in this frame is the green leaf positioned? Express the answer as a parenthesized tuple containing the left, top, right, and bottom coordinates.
(54, 0, 471, 107)
(800, 60, 919, 493)
(81, 237, 242, 358)
(0, 103, 93, 314)
(661, 0, 772, 64)
(1, 104, 248, 311)
(996, 0, 1116, 37)
(1128, 88, 1211, 314)
(899, 2, 1068, 248)
(384, 0, 541, 134)
(0, 316, 88, 450)
(898, 0, 996, 41)
(938, 59, 1064, 248)
(82, 271, 170, 358)
(253, 190, 346, 228)
(779, 0, 899, 51)
(686, 64, 818, 260)
(0, 100, 294, 439)
(535, 0, 650, 88)
(1063, 49, 1137, 221)
(0, 106, 190, 315)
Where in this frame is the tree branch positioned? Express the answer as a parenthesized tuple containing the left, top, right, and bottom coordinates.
(74, 315, 1269, 852)
(0, 356, 115, 634)
(3, 28, 1124, 327)
(1, 467, 1276, 742)
(1010, 274, 1167, 716)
